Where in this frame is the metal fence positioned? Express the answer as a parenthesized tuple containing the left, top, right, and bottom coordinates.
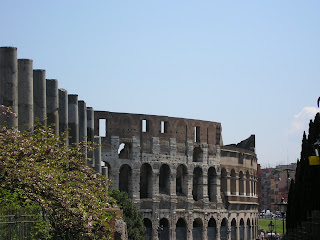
(0, 208, 46, 240)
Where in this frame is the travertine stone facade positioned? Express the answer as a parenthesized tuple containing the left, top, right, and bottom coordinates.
(95, 111, 258, 240)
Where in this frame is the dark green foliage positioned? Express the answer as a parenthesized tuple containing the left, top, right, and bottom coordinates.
(110, 190, 146, 240)
(287, 113, 320, 231)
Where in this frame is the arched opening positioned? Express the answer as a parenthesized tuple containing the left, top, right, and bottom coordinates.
(240, 219, 245, 240)
(193, 218, 203, 240)
(144, 218, 152, 240)
(207, 218, 217, 240)
(118, 142, 132, 159)
(140, 163, 152, 198)
(159, 218, 169, 240)
(246, 219, 251, 240)
(231, 218, 237, 240)
(193, 146, 203, 162)
(220, 218, 227, 240)
(246, 171, 250, 196)
(193, 167, 203, 201)
(220, 168, 227, 194)
(239, 171, 244, 195)
(159, 164, 171, 195)
(208, 167, 217, 202)
(230, 169, 236, 195)
(176, 164, 188, 196)
(252, 219, 255, 239)
(176, 218, 187, 240)
(119, 164, 132, 197)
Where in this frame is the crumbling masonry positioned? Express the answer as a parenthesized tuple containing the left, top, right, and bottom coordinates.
(1, 46, 258, 240)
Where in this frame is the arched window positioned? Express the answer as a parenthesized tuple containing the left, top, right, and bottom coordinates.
(220, 218, 227, 240)
(231, 218, 237, 240)
(239, 171, 244, 195)
(208, 167, 217, 202)
(176, 218, 187, 240)
(176, 164, 188, 196)
(193, 218, 203, 240)
(220, 168, 227, 194)
(118, 142, 132, 159)
(246, 171, 250, 196)
(230, 169, 236, 195)
(159, 218, 169, 240)
(246, 219, 251, 240)
(240, 219, 245, 240)
(119, 164, 132, 197)
(140, 163, 152, 198)
(144, 218, 152, 240)
(193, 147, 203, 162)
(207, 218, 217, 240)
(193, 167, 203, 201)
(159, 164, 170, 195)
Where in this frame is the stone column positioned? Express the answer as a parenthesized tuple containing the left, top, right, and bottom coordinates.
(78, 100, 87, 159)
(202, 167, 209, 206)
(87, 107, 94, 142)
(236, 175, 240, 196)
(78, 101, 87, 142)
(94, 136, 102, 173)
(46, 79, 59, 135)
(33, 70, 46, 126)
(18, 59, 33, 131)
(0, 47, 18, 128)
(86, 107, 94, 166)
(68, 94, 79, 144)
(227, 174, 231, 196)
(58, 89, 68, 144)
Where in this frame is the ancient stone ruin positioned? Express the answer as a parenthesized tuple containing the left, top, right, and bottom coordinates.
(0, 46, 258, 240)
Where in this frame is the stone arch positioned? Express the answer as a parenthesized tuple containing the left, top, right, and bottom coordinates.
(143, 218, 152, 240)
(193, 218, 203, 240)
(240, 218, 245, 240)
(176, 164, 188, 196)
(220, 168, 227, 195)
(239, 171, 244, 195)
(159, 218, 169, 240)
(140, 163, 153, 198)
(176, 218, 187, 240)
(230, 169, 236, 195)
(207, 218, 217, 240)
(193, 167, 203, 201)
(119, 164, 132, 197)
(220, 218, 228, 240)
(193, 146, 203, 162)
(246, 171, 250, 196)
(246, 218, 251, 240)
(208, 167, 217, 202)
(159, 164, 171, 195)
(231, 218, 237, 240)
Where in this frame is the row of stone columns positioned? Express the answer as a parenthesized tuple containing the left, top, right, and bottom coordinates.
(0, 46, 105, 175)
(222, 174, 257, 197)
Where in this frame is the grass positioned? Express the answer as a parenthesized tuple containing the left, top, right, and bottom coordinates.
(258, 218, 286, 235)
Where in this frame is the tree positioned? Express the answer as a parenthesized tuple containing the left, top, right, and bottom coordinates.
(287, 113, 320, 231)
(0, 105, 117, 239)
(110, 190, 146, 240)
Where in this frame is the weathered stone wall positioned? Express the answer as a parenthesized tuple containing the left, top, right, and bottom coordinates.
(95, 111, 258, 240)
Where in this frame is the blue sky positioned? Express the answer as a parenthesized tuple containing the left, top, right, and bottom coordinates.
(1, 1, 320, 167)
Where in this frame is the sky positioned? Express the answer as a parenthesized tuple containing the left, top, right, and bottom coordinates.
(1, 1, 320, 167)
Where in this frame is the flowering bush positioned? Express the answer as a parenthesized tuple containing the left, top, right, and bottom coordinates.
(0, 106, 116, 239)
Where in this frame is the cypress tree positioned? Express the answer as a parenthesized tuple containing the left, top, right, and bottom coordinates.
(286, 113, 320, 232)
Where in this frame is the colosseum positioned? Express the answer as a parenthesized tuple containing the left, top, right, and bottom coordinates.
(94, 111, 258, 240)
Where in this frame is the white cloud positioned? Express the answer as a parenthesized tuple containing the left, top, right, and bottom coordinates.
(289, 107, 320, 136)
